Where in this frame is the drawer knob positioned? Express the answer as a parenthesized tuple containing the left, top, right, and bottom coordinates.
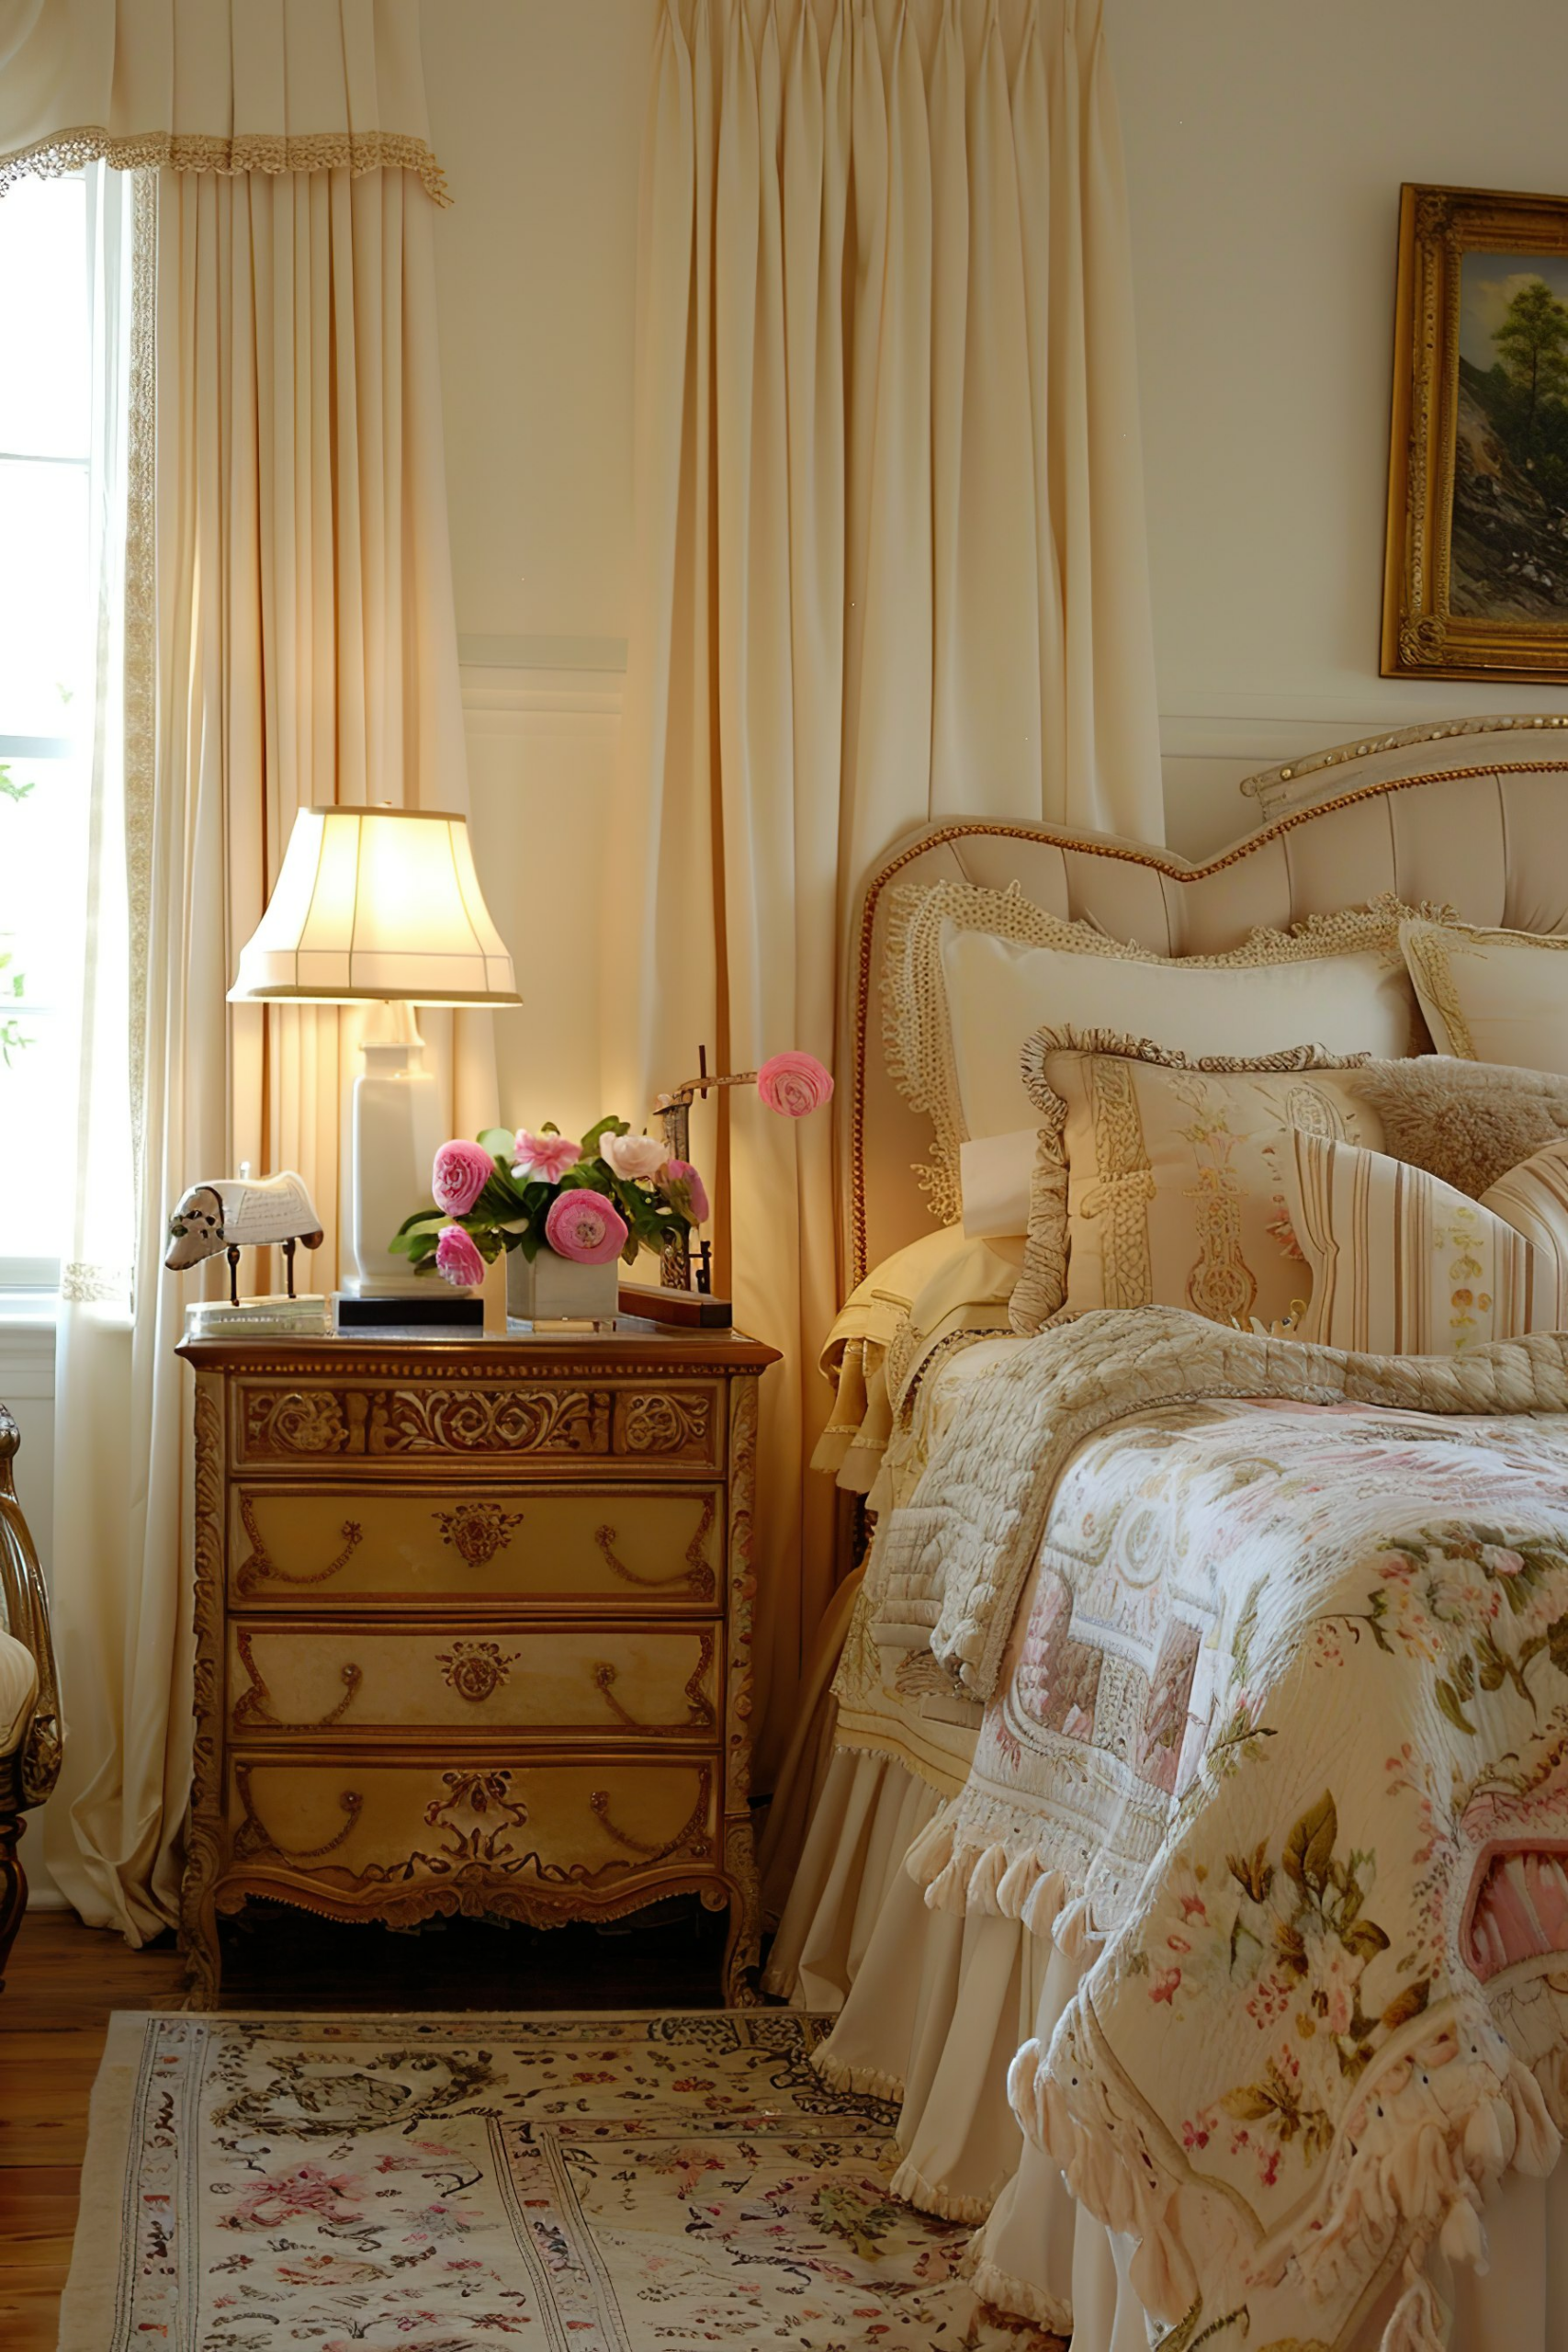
(436, 1639, 522, 1704)
(238, 1498, 364, 1595)
(433, 1503, 525, 1568)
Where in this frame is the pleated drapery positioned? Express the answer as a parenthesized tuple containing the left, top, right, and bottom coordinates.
(0, 0, 444, 202)
(45, 161, 491, 1940)
(610, 0, 1161, 1771)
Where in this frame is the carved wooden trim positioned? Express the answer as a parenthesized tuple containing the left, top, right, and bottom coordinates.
(233, 1762, 363, 1862)
(242, 1387, 353, 1458)
(231, 1629, 363, 1733)
(369, 1387, 610, 1456)
(590, 1770, 712, 1863)
(594, 1491, 717, 1598)
(616, 1389, 714, 1458)
(433, 1502, 525, 1566)
(590, 1629, 717, 1735)
(435, 1638, 523, 1703)
(236, 1495, 364, 1594)
(180, 1372, 229, 2005)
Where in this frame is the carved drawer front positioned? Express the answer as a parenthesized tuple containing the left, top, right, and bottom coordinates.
(225, 1752, 718, 1902)
(229, 1484, 723, 1608)
(233, 1381, 723, 1473)
(228, 1619, 720, 1740)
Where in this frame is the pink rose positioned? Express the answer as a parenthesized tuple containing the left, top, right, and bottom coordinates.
(434, 1225, 486, 1289)
(601, 1131, 667, 1182)
(512, 1130, 581, 1184)
(659, 1159, 709, 1224)
(757, 1049, 833, 1118)
(544, 1188, 628, 1265)
(432, 1139, 493, 1218)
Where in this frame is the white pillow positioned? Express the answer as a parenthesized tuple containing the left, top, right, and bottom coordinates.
(959, 1128, 1037, 1238)
(1401, 917, 1568, 1075)
(883, 877, 1430, 1225)
(942, 922, 1421, 1145)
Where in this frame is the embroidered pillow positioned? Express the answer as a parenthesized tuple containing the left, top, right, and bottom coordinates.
(1476, 1139, 1568, 1327)
(1401, 917, 1568, 1075)
(1283, 1129, 1561, 1355)
(884, 879, 1433, 1223)
(1011, 1032, 1381, 1336)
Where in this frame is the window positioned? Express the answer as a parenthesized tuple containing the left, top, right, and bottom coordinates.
(0, 175, 93, 1294)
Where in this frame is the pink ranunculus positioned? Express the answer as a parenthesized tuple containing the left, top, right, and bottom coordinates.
(544, 1188, 628, 1265)
(512, 1129, 581, 1184)
(434, 1224, 487, 1289)
(600, 1130, 667, 1182)
(757, 1049, 834, 1118)
(659, 1159, 709, 1225)
(432, 1139, 493, 1218)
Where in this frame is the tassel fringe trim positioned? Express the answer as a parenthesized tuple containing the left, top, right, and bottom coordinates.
(808, 2042, 906, 2105)
(886, 2154, 995, 2225)
(905, 1811, 1099, 1944)
(964, 2253, 1074, 2339)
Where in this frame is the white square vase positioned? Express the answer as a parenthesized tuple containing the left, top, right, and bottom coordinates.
(506, 1247, 619, 1330)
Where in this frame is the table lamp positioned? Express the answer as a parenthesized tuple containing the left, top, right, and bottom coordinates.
(229, 805, 521, 1319)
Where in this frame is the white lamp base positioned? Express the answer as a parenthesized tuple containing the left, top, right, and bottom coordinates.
(339, 1001, 444, 1297)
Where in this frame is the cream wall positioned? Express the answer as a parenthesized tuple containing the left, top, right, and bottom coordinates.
(423, 0, 1568, 897)
(1114, 0, 1568, 853)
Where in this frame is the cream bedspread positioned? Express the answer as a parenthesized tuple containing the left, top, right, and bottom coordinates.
(874, 1306, 1568, 2348)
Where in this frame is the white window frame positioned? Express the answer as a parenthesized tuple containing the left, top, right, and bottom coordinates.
(0, 178, 92, 1305)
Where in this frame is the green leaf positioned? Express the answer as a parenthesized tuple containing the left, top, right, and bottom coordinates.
(391, 1207, 446, 1238)
(1434, 1679, 1477, 1736)
(1282, 1792, 1338, 1897)
(477, 1126, 514, 1159)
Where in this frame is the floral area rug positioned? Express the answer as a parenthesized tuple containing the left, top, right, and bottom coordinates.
(60, 2009, 990, 2351)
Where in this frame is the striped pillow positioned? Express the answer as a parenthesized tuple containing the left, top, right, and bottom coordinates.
(1284, 1130, 1567, 1355)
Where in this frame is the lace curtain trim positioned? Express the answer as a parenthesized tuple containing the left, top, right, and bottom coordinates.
(0, 126, 450, 207)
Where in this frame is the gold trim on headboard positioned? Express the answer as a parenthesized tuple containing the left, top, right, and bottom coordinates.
(846, 758, 1568, 1286)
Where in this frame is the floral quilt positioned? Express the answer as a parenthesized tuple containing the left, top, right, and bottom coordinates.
(887, 1308, 1568, 2348)
(60, 2010, 990, 2352)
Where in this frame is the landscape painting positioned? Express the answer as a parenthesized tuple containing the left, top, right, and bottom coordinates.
(1452, 249, 1568, 618)
(1382, 184, 1568, 679)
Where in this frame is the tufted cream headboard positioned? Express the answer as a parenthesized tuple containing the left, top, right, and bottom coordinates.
(841, 734, 1568, 1287)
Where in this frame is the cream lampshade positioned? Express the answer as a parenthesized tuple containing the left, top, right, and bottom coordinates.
(229, 806, 521, 1308)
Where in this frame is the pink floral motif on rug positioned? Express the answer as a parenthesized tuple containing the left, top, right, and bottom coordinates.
(60, 2010, 978, 2350)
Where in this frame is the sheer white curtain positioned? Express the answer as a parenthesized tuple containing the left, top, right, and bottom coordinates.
(611, 0, 1161, 1770)
(46, 160, 489, 1939)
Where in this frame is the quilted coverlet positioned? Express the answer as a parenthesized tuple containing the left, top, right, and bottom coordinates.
(874, 1309, 1568, 2348)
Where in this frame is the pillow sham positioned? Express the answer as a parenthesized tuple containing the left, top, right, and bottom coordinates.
(885, 879, 1433, 1223)
(1401, 916, 1568, 1074)
(1011, 1032, 1379, 1336)
(1283, 1129, 1568, 1354)
(959, 1128, 1038, 1238)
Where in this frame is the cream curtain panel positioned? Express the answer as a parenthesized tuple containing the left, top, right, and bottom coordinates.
(0, 0, 444, 200)
(610, 0, 1161, 1771)
(44, 150, 484, 1936)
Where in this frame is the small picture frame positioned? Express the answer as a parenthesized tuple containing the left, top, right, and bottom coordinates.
(1383, 181, 1568, 682)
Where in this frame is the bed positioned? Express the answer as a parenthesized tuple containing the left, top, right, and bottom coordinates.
(762, 718, 1568, 2352)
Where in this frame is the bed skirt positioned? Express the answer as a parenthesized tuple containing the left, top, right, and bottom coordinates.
(768, 1745, 1568, 2349)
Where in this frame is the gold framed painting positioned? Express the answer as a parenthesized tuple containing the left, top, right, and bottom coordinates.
(1383, 182, 1568, 681)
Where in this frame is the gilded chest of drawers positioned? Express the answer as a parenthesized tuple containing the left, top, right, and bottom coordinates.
(175, 1328, 777, 2005)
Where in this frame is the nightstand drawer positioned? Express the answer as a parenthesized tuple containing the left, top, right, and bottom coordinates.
(232, 1380, 723, 1473)
(230, 1484, 722, 1608)
(228, 1619, 719, 1740)
(227, 1751, 718, 1898)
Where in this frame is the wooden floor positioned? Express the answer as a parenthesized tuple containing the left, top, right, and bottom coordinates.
(0, 1894, 733, 2351)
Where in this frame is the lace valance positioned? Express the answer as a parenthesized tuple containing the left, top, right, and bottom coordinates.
(0, 0, 448, 202)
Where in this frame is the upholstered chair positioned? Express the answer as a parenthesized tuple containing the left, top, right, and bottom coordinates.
(0, 1402, 62, 1988)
